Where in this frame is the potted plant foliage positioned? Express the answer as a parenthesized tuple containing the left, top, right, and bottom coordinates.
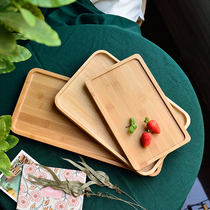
(0, 0, 76, 176)
(0, 0, 76, 74)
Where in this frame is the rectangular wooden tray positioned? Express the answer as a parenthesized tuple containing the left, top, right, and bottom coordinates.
(55, 50, 190, 175)
(55, 50, 163, 175)
(12, 67, 163, 175)
(11, 68, 128, 169)
(11, 52, 190, 176)
(85, 54, 191, 171)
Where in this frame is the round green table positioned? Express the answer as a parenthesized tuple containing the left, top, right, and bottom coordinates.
(0, 0, 204, 209)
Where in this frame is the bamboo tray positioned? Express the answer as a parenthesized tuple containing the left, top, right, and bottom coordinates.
(11, 54, 190, 176)
(55, 50, 190, 175)
(11, 68, 129, 169)
(55, 50, 164, 175)
(85, 54, 191, 171)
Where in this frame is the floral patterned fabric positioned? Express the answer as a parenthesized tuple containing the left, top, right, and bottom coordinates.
(16, 165, 86, 210)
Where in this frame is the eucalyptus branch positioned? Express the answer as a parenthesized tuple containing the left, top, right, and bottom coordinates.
(27, 159, 147, 210)
(63, 157, 146, 210)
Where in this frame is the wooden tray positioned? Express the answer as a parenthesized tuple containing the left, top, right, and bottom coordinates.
(11, 68, 130, 169)
(55, 50, 190, 175)
(11, 55, 190, 176)
(85, 54, 191, 171)
(55, 50, 163, 175)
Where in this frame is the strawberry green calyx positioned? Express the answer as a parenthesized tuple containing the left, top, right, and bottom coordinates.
(144, 117, 150, 124)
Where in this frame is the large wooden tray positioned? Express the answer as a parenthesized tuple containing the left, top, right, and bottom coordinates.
(85, 54, 191, 171)
(11, 68, 130, 169)
(55, 50, 190, 175)
(11, 54, 190, 176)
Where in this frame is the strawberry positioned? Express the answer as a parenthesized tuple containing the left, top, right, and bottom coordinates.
(144, 117, 161, 134)
(141, 131, 152, 148)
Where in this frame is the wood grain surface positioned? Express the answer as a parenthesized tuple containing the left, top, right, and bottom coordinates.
(86, 54, 191, 171)
(55, 50, 164, 175)
(11, 52, 190, 176)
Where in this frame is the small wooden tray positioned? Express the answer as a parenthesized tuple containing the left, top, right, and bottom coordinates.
(55, 50, 163, 175)
(85, 54, 191, 171)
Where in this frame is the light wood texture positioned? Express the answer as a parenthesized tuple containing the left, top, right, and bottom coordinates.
(86, 54, 191, 171)
(55, 50, 164, 175)
(11, 53, 190, 176)
(11, 68, 128, 169)
(11, 67, 162, 175)
(55, 51, 129, 166)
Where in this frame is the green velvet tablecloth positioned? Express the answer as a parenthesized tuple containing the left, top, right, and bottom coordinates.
(0, 0, 204, 209)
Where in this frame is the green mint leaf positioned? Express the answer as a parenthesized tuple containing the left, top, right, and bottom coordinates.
(133, 124, 137, 129)
(130, 117, 135, 126)
(129, 126, 134, 133)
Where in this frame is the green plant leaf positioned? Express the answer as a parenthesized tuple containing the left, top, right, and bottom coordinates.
(133, 124, 137, 129)
(0, 0, 12, 12)
(129, 126, 134, 134)
(25, 0, 76, 8)
(130, 117, 135, 126)
(0, 115, 12, 138)
(13, 32, 28, 40)
(4, 5, 18, 12)
(1, 45, 31, 63)
(0, 11, 61, 46)
(0, 168, 11, 177)
(22, 3, 44, 20)
(0, 0, 11, 7)
(19, 7, 36, 27)
(0, 24, 18, 56)
(4, 135, 19, 151)
(0, 141, 10, 152)
(0, 58, 15, 74)
(0, 57, 6, 69)
(0, 151, 11, 173)
(0, 119, 6, 141)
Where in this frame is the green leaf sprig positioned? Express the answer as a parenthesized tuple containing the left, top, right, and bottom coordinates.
(127, 117, 137, 133)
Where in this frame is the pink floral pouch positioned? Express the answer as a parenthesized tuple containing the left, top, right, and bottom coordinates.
(16, 164, 86, 210)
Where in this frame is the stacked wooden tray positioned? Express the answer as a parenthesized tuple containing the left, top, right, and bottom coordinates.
(11, 50, 191, 176)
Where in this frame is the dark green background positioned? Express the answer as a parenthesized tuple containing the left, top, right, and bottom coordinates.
(0, 0, 204, 209)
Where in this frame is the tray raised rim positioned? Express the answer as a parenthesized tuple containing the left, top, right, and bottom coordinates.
(85, 54, 191, 171)
(11, 67, 161, 175)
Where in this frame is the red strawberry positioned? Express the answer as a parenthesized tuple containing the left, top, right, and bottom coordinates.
(141, 131, 152, 148)
(144, 117, 161, 134)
